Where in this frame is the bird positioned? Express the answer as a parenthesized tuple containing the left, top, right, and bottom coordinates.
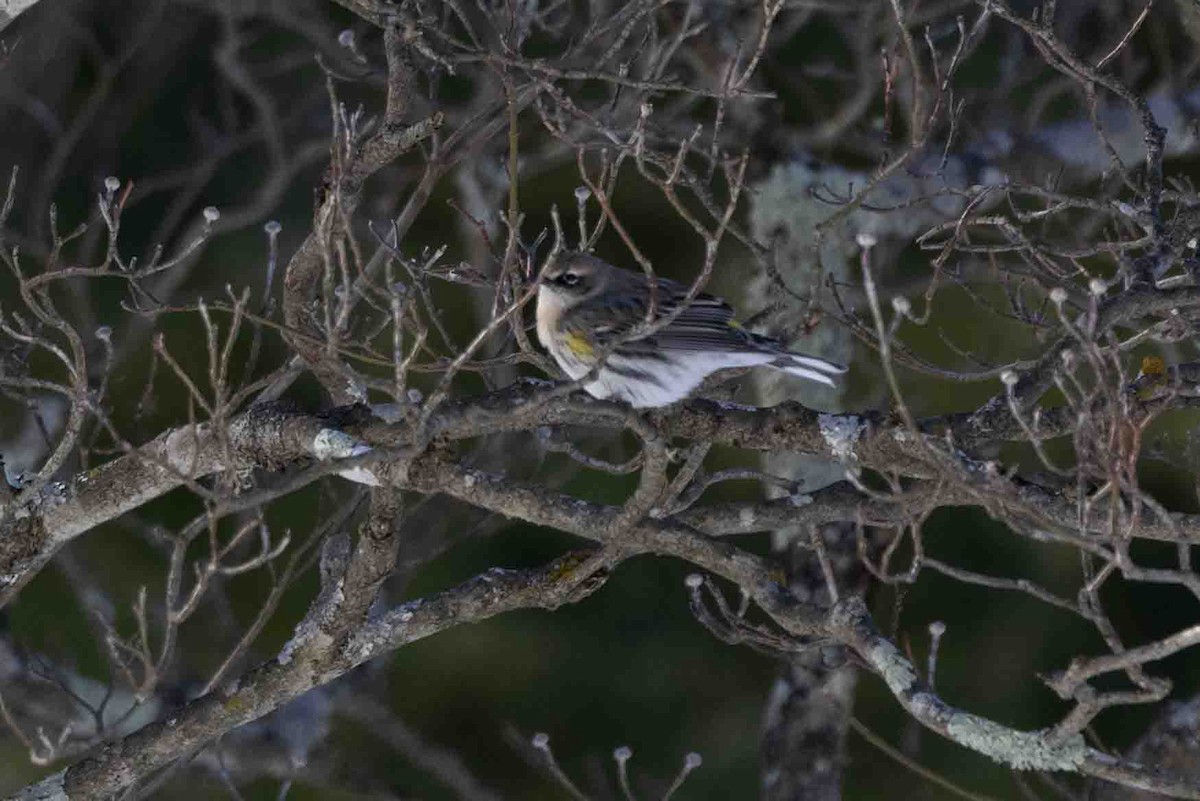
(535, 251, 846, 408)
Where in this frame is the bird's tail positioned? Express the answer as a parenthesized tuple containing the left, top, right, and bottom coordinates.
(743, 331, 846, 387)
(769, 351, 847, 387)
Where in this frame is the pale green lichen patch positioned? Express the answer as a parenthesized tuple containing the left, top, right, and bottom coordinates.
(945, 714, 1088, 771)
(869, 639, 918, 695)
(818, 414, 865, 463)
(311, 428, 371, 461)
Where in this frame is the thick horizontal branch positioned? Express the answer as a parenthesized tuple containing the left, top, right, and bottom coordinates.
(7, 380, 1200, 609)
(0, 404, 361, 605)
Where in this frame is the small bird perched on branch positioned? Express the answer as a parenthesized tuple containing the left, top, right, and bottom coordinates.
(535, 251, 846, 408)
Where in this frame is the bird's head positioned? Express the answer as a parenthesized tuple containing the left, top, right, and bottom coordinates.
(538, 251, 610, 308)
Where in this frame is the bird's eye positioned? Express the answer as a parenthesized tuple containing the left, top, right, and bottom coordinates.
(557, 272, 581, 287)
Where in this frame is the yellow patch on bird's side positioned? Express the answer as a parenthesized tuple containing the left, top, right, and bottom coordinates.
(1135, 355, 1169, 400)
(564, 331, 595, 357)
(728, 319, 743, 329)
(1139, 355, 1166, 378)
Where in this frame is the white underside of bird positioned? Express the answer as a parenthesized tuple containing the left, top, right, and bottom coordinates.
(545, 333, 839, 408)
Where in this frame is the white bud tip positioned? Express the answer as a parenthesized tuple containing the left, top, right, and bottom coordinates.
(104, 176, 121, 192)
(891, 296, 911, 314)
(1000, 370, 1018, 387)
(613, 746, 632, 761)
(640, 102, 653, 117)
(684, 752, 703, 769)
(1088, 278, 1106, 296)
(573, 186, 591, 203)
(684, 574, 704, 589)
(264, 220, 282, 235)
(338, 29, 355, 47)
(1049, 287, 1067, 304)
(203, 206, 220, 223)
(95, 325, 112, 340)
(855, 232, 878, 249)
(928, 620, 946, 637)
(531, 732, 550, 749)
(1189, 238, 1198, 250)
(407, 388, 423, 405)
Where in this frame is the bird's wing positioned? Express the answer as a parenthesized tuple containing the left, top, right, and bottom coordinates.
(574, 278, 759, 353)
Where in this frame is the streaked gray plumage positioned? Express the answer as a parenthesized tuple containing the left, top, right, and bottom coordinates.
(535, 252, 846, 407)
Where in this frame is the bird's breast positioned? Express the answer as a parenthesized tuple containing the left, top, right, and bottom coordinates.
(535, 287, 564, 350)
